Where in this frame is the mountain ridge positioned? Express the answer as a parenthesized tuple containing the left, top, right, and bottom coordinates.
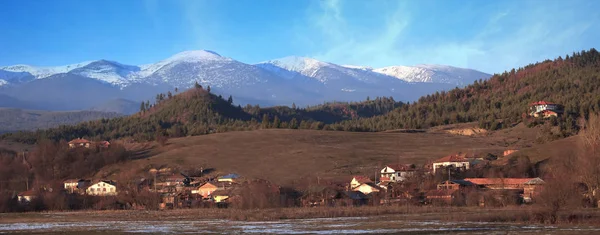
(0, 50, 491, 111)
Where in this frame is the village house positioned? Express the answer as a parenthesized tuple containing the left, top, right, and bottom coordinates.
(217, 173, 239, 183)
(464, 177, 545, 202)
(98, 141, 111, 148)
(17, 190, 37, 203)
(437, 179, 476, 190)
(529, 101, 563, 118)
(162, 175, 187, 187)
(193, 182, 219, 198)
(63, 179, 91, 193)
(211, 189, 231, 203)
(86, 180, 117, 196)
(425, 189, 459, 205)
(68, 138, 92, 148)
(350, 176, 372, 189)
(352, 183, 382, 195)
(380, 164, 417, 183)
(503, 149, 519, 157)
(432, 154, 470, 174)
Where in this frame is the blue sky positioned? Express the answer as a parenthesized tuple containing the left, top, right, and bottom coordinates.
(1, 0, 599, 73)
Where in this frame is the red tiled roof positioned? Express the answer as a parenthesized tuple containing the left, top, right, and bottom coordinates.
(64, 179, 80, 183)
(68, 138, 91, 144)
(464, 178, 545, 186)
(18, 190, 37, 196)
(352, 176, 372, 184)
(380, 176, 391, 182)
(530, 101, 555, 106)
(385, 164, 417, 172)
(199, 182, 218, 189)
(433, 154, 469, 163)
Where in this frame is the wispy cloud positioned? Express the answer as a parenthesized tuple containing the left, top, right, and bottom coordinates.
(306, 0, 410, 67)
(302, 0, 599, 73)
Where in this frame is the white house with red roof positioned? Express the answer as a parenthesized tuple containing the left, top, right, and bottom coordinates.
(380, 164, 417, 182)
(529, 101, 563, 118)
(432, 154, 470, 174)
(350, 176, 372, 189)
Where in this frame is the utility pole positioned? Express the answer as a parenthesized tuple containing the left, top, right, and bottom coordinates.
(25, 176, 29, 191)
(154, 173, 157, 192)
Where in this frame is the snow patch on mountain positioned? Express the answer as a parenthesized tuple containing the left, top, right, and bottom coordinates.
(137, 50, 230, 78)
(341, 65, 373, 70)
(373, 64, 491, 85)
(0, 79, 7, 86)
(1, 62, 93, 79)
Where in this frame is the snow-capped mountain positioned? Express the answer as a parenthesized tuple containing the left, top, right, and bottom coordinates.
(373, 64, 490, 85)
(1, 62, 92, 79)
(0, 50, 491, 111)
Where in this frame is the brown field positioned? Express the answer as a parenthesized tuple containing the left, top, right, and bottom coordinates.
(97, 123, 547, 186)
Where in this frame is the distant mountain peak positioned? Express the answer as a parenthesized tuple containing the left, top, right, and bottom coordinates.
(373, 64, 490, 85)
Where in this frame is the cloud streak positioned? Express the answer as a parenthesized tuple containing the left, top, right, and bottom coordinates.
(302, 0, 600, 73)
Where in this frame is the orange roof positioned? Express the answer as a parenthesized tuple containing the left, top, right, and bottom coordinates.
(464, 178, 545, 186)
(380, 176, 391, 182)
(199, 182, 218, 189)
(68, 138, 91, 144)
(18, 190, 37, 196)
(530, 101, 555, 106)
(433, 154, 469, 163)
(352, 176, 372, 184)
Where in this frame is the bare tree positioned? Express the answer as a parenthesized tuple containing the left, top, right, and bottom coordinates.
(576, 113, 600, 206)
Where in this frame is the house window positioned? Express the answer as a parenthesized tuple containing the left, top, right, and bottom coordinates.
(103, 188, 106, 192)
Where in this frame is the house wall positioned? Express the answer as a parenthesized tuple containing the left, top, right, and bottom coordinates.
(350, 178, 362, 188)
(432, 162, 470, 173)
(353, 184, 379, 195)
(18, 195, 34, 202)
(86, 182, 117, 196)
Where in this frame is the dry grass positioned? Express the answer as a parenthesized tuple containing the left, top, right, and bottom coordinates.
(99, 127, 542, 186)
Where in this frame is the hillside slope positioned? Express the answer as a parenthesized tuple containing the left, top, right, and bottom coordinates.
(0, 108, 122, 133)
(100, 128, 538, 186)
(333, 49, 600, 131)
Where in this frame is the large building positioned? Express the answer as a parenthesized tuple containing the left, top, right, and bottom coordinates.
(529, 101, 563, 118)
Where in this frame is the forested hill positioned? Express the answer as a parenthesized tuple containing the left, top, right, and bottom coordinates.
(1, 87, 401, 143)
(329, 48, 600, 132)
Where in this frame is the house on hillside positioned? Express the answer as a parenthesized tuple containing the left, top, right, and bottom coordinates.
(193, 182, 219, 198)
(68, 138, 92, 148)
(352, 182, 382, 195)
(437, 180, 476, 190)
(211, 189, 231, 203)
(98, 141, 111, 148)
(432, 154, 470, 174)
(63, 179, 91, 193)
(464, 177, 545, 202)
(86, 180, 117, 196)
(529, 101, 563, 118)
(17, 190, 37, 203)
(425, 189, 460, 205)
(350, 176, 372, 189)
(218, 174, 240, 183)
(162, 175, 187, 187)
(380, 164, 418, 183)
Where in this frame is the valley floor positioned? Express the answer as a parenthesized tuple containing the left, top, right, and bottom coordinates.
(1, 207, 600, 234)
